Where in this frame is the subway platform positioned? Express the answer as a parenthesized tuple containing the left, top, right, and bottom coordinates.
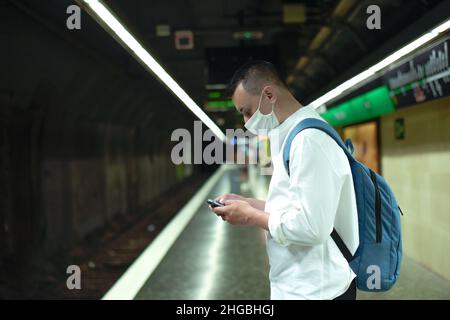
(102, 165, 450, 300)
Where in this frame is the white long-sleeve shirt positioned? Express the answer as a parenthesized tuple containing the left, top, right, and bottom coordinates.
(265, 105, 359, 300)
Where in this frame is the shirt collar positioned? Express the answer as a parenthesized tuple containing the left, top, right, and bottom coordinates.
(268, 105, 320, 153)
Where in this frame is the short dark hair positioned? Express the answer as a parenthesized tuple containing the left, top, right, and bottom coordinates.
(226, 60, 286, 97)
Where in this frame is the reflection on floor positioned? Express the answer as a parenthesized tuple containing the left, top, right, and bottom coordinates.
(135, 166, 270, 300)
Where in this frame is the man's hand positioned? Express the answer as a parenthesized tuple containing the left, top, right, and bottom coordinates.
(211, 200, 255, 225)
(211, 200, 269, 230)
(214, 193, 266, 211)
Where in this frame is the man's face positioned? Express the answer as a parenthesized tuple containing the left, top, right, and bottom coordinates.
(232, 83, 273, 124)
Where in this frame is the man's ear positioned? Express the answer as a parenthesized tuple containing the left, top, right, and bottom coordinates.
(263, 86, 277, 103)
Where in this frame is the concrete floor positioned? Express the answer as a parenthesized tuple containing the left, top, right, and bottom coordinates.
(135, 167, 270, 300)
(135, 166, 450, 300)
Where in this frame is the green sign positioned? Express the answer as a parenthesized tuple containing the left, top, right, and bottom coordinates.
(394, 118, 405, 140)
(206, 100, 234, 108)
(321, 85, 394, 127)
(208, 91, 221, 99)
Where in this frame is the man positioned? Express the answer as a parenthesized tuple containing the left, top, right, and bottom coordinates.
(210, 60, 359, 300)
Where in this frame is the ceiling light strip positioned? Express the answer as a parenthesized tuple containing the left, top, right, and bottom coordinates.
(309, 18, 450, 109)
(82, 0, 226, 141)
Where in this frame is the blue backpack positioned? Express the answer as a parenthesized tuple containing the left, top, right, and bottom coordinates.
(283, 118, 403, 292)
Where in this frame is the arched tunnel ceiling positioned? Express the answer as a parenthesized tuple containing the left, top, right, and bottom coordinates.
(1, 0, 446, 132)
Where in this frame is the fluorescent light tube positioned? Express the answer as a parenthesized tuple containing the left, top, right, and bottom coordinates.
(309, 18, 450, 109)
(82, 0, 226, 141)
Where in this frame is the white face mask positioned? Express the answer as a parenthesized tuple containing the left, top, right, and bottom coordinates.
(244, 89, 280, 135)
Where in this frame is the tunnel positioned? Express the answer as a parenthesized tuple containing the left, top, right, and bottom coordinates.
(0, 0, 450, 303)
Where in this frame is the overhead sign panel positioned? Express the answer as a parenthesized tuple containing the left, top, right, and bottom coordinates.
(383, 37, 450, 109)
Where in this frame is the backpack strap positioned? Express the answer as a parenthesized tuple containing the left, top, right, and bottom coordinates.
(282, 118, 354, 262)
(283, 118, 355, 176)
(331, 229, 353, 262)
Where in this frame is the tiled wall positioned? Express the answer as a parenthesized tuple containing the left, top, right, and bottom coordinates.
(380, 96, 450, 281)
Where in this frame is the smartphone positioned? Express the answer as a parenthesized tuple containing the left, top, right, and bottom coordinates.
(207, 199, 224, 208)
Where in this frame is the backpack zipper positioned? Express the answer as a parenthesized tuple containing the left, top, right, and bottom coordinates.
(369, 169, 382, 243)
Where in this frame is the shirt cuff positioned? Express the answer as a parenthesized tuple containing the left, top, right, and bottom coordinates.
(268, 210, 290, 247)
